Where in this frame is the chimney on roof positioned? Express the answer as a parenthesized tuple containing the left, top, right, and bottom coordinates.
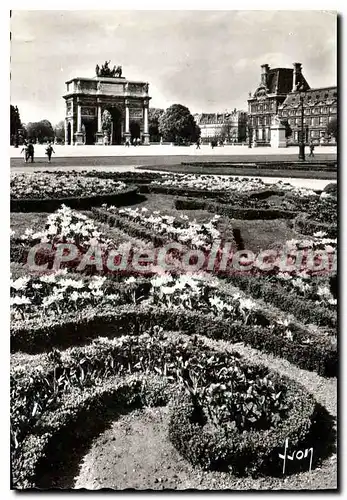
(292, 62, 302, 92)
(261, 64, 270, 86)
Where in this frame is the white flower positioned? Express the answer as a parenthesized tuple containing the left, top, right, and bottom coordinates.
(239, 297, 256, 311)
(48, 225, 58, 235)
(125, 276, 136, 284)
(10, 295, 31, 306)
(11, 277, 30, 291)
(70, 291, 79, 301)
(284, 329, 293, 341)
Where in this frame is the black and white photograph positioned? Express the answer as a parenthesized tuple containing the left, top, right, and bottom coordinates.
(9, 8, 338, 491)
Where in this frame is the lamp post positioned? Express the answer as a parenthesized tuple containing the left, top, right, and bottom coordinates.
(298, 92, 305, 161)
(248, 124, 253, 148)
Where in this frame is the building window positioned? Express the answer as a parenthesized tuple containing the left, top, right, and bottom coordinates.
(304, 107, 310, 115)
(330, 106, 337, 114)
(303, 117, 307, 125)
(294, 131, 298, 141)
(320, 130, 325, 137)
(322, 106, 328, 114)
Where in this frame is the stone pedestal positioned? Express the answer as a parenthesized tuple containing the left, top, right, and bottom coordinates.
(95, 132, 104, 145)
(142, 133, 150, 145)
(74, 132, 84, 145)
(270, 125, 287, 148)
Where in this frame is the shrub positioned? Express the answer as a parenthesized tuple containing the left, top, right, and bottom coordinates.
(175, 198, 297, 220)
(10, 186, 138, 213)
(169, 376, 316, 475)
(11, 305, 337, 376)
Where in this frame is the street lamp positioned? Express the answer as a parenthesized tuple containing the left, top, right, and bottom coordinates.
(248, 123, 253, 148)
(298, 92, 306, 161)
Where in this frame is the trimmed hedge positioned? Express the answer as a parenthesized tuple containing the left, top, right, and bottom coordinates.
(10, 185, 139, 213)
(142, 183, 228, 199)
(292, 214, 337, 239)
(180, 160, 337, 172)
(11, 305, 337, 376)
(12, 374, 174, 489)
(175, 197, 297, 220)
(229, 275, 337, 329)
(169, 382, 316, 475)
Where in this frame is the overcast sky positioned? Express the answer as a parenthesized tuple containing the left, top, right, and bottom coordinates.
(10, 10, 337, 126)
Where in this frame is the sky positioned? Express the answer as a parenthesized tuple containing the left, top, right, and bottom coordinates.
(10, 10, 337, 126)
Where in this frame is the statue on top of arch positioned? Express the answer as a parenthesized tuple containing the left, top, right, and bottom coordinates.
(96, 61, 122, 78)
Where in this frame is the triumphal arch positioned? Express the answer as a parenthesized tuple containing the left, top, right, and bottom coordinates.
(63, 61, 151, 145)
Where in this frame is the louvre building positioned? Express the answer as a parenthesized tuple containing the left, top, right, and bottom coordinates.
(248, 62, 337, 147)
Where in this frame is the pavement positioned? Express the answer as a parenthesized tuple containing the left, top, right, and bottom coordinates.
(10, 144, 337, 159)
(10, 144, 337, 191)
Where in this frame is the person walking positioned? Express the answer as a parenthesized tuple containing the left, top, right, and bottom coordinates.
(309, 141, 315, 158)
(45, 142, 55, 163)
(20, 141, 29, 163)
(27, 141, 34, 163)
(196, 138, 201, 149)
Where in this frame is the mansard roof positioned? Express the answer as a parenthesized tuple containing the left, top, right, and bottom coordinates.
(280, 86, 337, 108)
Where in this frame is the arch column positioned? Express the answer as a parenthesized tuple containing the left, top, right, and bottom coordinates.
(64, 118, 69, 145)
(124, 99, 131, 144)
(74, 100, 84, 145)
(95, 102, 104, 144)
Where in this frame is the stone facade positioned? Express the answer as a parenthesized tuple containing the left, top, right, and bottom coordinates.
(248, 63, 337, 147)
(279, 86, 337, 145)
(63, 73, 151, 145)
(194, 109, 247, 143)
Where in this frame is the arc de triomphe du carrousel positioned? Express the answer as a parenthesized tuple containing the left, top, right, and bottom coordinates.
(63, 61, 151, 145)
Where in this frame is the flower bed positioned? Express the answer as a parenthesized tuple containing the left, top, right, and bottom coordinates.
(11, 205, 153, 274)
(11, 173, 127, 199)
(10, 173, 138, 212)
(229, 275, 337, 329)
(93, 205, 228, 252)
(11, 330, 320, 487)
(11, 283, 337, 377)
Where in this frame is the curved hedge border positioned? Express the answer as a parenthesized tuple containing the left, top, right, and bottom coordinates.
(11, 305, 337, 376)
(175, 197, 297, 220)
(169, 383, 315, 475)
(12, 374, 174, 489)
(229, 275, 337, 330)
(292, 213, 337, 239)
(10, 185, 139, 213)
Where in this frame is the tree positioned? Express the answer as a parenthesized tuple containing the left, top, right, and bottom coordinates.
(149, 108, 164, 142)
(10, 105, 22, 145)
(159, 104, 199, 144)
(54, 120, 65, 143)
(25, 120, 55, 143)
(220, 122, 232, 142)
(326, 116, 337, 140)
